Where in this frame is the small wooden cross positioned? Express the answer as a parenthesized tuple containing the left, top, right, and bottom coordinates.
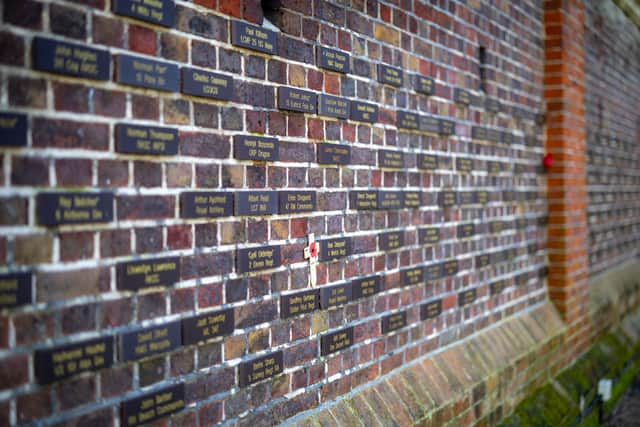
(303, 233, 319, 287)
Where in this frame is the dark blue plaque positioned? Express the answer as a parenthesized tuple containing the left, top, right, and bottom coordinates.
(116, 124, 178, 155)
(113, 0, 175, 27)
(181, 67, 233, 100)
(317, 47, 350, 73)
(0, 272, 32, 308)
(232, 21, 277, 54)
(116, 54, 179, 91)
(33, 37, 110, 80)
(0, 112, 27, 147)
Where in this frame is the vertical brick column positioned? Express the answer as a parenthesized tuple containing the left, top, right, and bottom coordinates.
(544, 0, 590, 353)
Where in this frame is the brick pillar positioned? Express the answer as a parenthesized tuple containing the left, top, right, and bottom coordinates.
(544, 0, 590, 354)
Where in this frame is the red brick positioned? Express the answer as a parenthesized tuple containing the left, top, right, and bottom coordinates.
(129, 24, 156, 55)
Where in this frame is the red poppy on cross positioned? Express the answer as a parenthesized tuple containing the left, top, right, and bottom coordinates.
(303, 233, 319, 287)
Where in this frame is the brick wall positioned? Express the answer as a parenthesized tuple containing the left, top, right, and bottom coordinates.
(585, 0, 640, 278)
(0, 1, 549, 425)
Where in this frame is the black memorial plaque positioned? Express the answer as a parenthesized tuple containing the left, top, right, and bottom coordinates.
(232, 21, 277, 54)
(350, 190, 378, 210)
(181, 67, 233, 100)
(113, 0, 175, 27)
(381, 311, 407, 333)
(485, 98, 500, 113)
(419, 116, 440, 134)
(181, 192, 233, 219)
(516, 273, 529, 286)
(116, 124, 178, 155)
(281, 289, 319, 318)
(471, 126, 488, 141)
(237, 245, 281, 273)
(397, 110, 419, 130)
(317, 47, 350, 73)
(476, 254, 490, 268)
(321, 327, 354, 356)
(320, 283, 352, 309)
(33, 37, 110, 80)
(350, 101, 378, 123)
(490, 221, 504, 234)
(443, 260, 459, 276)
(0, 112, 27, 147)
(419, 227, 440, 245)
(486, 128, 501, 143)
(516, 217, 528, 230)
(416, 75, 434, 95)
(35, 336, 113, 384)
(438, 119, 456, 136)
(501, 131, 514, 145)
(279, 191, 316, 214)
(234, 135, 279, 161)
(182, 308, 234, 345)
(404, 191, 421, 209)
(378, 63, 403, 87)
(456, 157, 473, 173)
(379, 231, 404, 250)
(528, 243, 538, 255)
(457, 223, 475, 238)
(437, 156, 452, 170)
(121, 383, 185, 427)
(320, 237, 350, 261)
(352, 275, 381, 300)
(438, 190, 457, 207)
(457, 191, 475, 206)
(418, 154, 438, 170)
(317, 143, 351, 165)
(120, 322, 182, 362)
(318, 94, 349, 119)
(487, 161, 504, 174)
(421, 299, 442, 320)
(117, 257, 180, 291)
(513, 163, 527, 174)
(0, 272, 31, 308)
(379, 150, 405, 169)
(116, 54, 179, 91)
(424, 263, 444, 280)
(235, 191, 278, 216)
(278, 87, 317, 114)
(37, 192, 113, 226)
(454, 88, 471, 105)
(458, 289, 477, 307)
(477, 191, 489, 204)
(401, 266, 424, 287)
(490, 280, 508, 295)
(239, 351, 283, 387)
(377, 191, 404, 210)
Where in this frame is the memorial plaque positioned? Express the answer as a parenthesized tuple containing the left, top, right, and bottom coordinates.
(397, 110, 419, 130)
(486, 128, 501, 143)
(487, 161, 504, 174)
(456, 157, 473, 173)
(350, 190, 378, 210)
(443, 260, 459, 276)
(472, 126, 488, 141)
(490, 280, 508, 295)
(418, 154, 438, 170)
(457, 223, 475, 238)
(117, 257, 180, 291)
(234, 135, 278, 161)
(350, 101, 378, 123)
(281, 289, 319, 318)
(317, 47, 350, 73)
(513, 163, 527, 174)
(235, 191, 278, 216)
(113, 0, 175, 27)
(116, 124, 178, 155)
(237, 245, 281, 273)
(352, 275, 382, 300)
(321, 327, 354, 356)
(476, 254, 490, 268)
(438, 190, 457, 207)
(182, 308, 234, 345)
(120, 321, 181, 362)
(379, 150, 405, 169)
(458, 289, 477, 306)
(318, 94, 349, 119)
(378, 63, 403, 87)
(419, 116, 440, 134)
(239, 351, 284, 387)
(320, 238, 350, 261)
(491, 251, 505, 264)
(458, 191, 475, 206)
(416, 75, 434, 95)
(437, 156, 452, 170)
(528, 243, 538, 255)
(231, 21, 277, 54)
(516, 273, 529, 286)
(317, 143, 351, 165)
(477, 191, 489, 204)
(121, 383, 185, 427)
(401, 266, 424, 286)
(33, 37, 110, 80)
(438, 119, 456, 136)
(424, 263, 444, 280)
(381, 311, 407, 333)
(35, 337, 113, 384)
(454, 88, 471, 105)
(419, 227, 440, 245)
(181, 67, 233, 100)
(501, 132, 514, 145)
(278, 87, 317, 114)
(377, 191, 404, 210)
(181, 192, 233, 219)
(320, 283, 352, 309)
(0, 112, 27, 147)
(379, 231, 404, 250)
(279, 191, 316, 214)
(485, 98, 500, 113)
(0, 272, 31, 308)
(503, 190, 516, 202)
(420, 299, 442, 320)
(403, 191, 421, 209)
(116, 54, 179, 91)
(490, 221, 504, 234)
(37, 192, 113, 226)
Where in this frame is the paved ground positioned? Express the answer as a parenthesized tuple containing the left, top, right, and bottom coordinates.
(605, 375, 640, 426)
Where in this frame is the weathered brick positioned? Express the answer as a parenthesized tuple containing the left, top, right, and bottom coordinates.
(37, 267, 109, 302)
(33, 118, 109, 150)
(50, 4, 86, 39)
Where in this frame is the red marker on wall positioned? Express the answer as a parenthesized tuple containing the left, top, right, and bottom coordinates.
(543, 153, 554, 169)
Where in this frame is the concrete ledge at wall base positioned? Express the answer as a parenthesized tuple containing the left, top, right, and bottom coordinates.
(283, 303, 566, 427)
